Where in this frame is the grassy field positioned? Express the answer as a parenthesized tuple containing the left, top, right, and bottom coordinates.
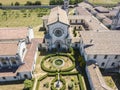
(104, 76, 116, 89)
(88, 0, 120, 5)
(0, 83, 24, 90)
(0, 8, 49, 38)
(0, 0, 50, 5)
(0, 8, 49, 27)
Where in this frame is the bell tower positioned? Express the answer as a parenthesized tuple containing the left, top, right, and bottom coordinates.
(64, 0, 69, 14)
(111, 9, 120, 30)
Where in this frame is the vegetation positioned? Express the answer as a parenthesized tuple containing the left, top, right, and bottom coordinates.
(0, 8, 50, 27)
(73, 29, 77, 37)
(69, 0, 83, 5)
(49, 0, 63, 5)
(41, 53, 75, 72)
(0, 2, 2, 6)
(54, 59, 63, 65)
(104, 76, 115, 89)
(25, 1, 41, 6)
(88, 0, 120, 5)
(36, 49, 86, 90)
(0, 0, 49, 5)
(50, 0, 83, 5)
(14, 2, 20, 6)
(77, 74, 85, 90)
(24, 79, 33, 90)
(0, 83, 24, 90)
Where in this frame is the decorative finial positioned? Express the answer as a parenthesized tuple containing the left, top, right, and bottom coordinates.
(57, 13, 59, 21)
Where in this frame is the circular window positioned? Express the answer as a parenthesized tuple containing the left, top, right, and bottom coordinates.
(54, 29, 63, 37)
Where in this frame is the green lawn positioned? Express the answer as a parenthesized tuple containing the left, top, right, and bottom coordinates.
(88, 0, 120, 5)
(0, 8, 49, 27)
(104, 76, 116, 89)
(0, 0, 50, 5)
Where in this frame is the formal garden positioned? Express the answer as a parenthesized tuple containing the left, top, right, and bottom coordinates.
(33, 48, 87, 90)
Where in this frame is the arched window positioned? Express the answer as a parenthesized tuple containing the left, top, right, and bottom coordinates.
(75, 43, 77, 47)
(101, 62, 105, 66)
(75, 20, 77, 23)
(22, 48, 25, 55)
(12, 60, 17, 65)
(2, 77, 6, 79)
(2, 59, 7, 65)
(14, 76, 17, 79)
(24, 74, 28, 79)
(111, 62, 115, 66)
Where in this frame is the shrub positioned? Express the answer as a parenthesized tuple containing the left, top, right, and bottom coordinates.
(69, 47, 74, 55)
(0, 3, 2, 6)
(77, 74, 85, 90)
(48, 73, 57, 76)
(15, 2, 20, 6)
(44, 82, 49, 88)
(25, 1, 33, 6)
(49, 0, 63, 5)
(24, 79, 32, 90)
(34, 1, 41, 5)
(61, 63, 75, 72)
(60, 71, 78, 76)
(38, 74, 48, 81)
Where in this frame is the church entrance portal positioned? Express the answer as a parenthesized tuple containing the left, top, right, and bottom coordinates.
(55, 40, 62, 49)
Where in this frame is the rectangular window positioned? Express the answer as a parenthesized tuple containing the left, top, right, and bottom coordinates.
(94, 55, 97, 59)
(104, 55, 108, 59)
(115, 55, 118, 59)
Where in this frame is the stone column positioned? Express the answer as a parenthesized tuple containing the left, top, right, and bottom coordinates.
(0, 59, 2, 68)
(8, 58, 12, 68)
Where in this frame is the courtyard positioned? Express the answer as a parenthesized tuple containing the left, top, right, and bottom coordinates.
(34, 50, 86, 90)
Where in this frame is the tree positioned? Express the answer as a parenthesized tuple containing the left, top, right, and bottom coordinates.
(10, 2, 13, 6)
(49, 0, 56, 5)
(24, 79, 32, 90)
(34, 1, 41, 5)
(0, 3, 2, 6)
(25, 1, 33, 6)
(15, 2, 20, 6)
(2, 11, 7, 20)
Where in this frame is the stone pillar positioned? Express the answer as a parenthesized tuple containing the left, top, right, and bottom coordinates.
(0, 60, 2, 68)
(8, 58, 12, 68)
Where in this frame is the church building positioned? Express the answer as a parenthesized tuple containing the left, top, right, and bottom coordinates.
(43, 6, 71, 50)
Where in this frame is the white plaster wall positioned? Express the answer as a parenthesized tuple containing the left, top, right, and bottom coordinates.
(79, 39, 84, 56)
(18, 41, 26, 62)
(48, 22, 69, 44)
(32, 50, 38, 71)
(28, 28, 34, 42)
(19, 72, 32, 80)
(0, 76, 19, 82)
(87, 54, 120, 68)
(86, 66, 95, 90)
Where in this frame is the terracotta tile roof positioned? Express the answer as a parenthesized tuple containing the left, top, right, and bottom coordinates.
(0, 72, 16, 77)
(0, 38, 43, 77)
(95, 6, 109, 13)
(47, 6, 69, 25)
(0, 42, 18, 56)
(76, 7, 91, 16)
(81, 31, 120, 54)
(0, 28, 28, 40)
(17, 38, 43, 72)
(86, 61, 113, 90)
